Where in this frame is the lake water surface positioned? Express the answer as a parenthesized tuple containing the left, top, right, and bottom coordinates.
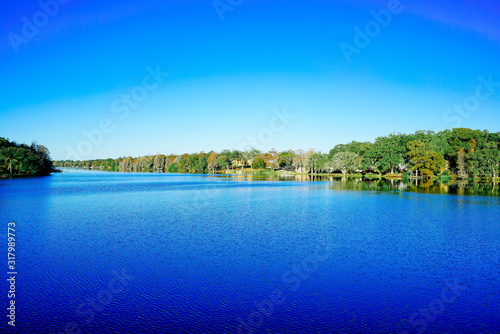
(1, 169, 499, 333)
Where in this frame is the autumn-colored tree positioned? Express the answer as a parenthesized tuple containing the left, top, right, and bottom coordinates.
(207, 152, 219, 174)
(265, 149, 279, 170)
(165, 155, 177, 168)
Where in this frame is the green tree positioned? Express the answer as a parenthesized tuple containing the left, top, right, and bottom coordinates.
(227, 150, 242, 169)
(307, 152, 323, 174)
(252, 154, 266, 169)
(279, 150, 295, 168)
(217, 154, 230, 172)
(467, 142, 500, 178)
(243, 148, 261, 168)
(407, 140, 446, 178)
(368, 134, 407, 174)
(0, 147, 20, 174)
(457, 148, 468, 179)
(326, 152, 362, 175)
(329, 141, 373, 169)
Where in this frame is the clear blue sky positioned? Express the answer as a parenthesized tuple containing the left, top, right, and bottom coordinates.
(1, 0, 499, 160)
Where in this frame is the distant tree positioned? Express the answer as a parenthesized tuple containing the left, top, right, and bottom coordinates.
(303, 149, 316, 173)
(326, 152, 362, 176)
(134, 155, 153, 172)
(457, 148, 468, 179)
(293, 149, 307, 173)
(369, 134, 407, 174)
(446, 128, 483, 168)
(48, 127, 500, 179)
(177, 154, 190, 173)
(207, 152, 219, 174)
(217, 154, 230, 172)
(243, 148, 261, 168)
(407, 140, 446, 178)
(194, 153, 208, 173)
(252, 154, 266, 169)
(0, 147, 20, 174)
(265, 149, 280, 170)
(467, 142, 500, 178)
(154, 154, 165, 171)
(307, 152, 323, 174)
(279, 150, 295, 168)
(229, 150, 243, 169)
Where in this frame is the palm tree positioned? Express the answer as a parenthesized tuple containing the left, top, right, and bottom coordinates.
(0, 147, 19, 175)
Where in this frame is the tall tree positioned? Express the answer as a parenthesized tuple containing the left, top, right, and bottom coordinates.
(407, 140, 446, 178)
(279, 150, 295, 168)
(154, 154, 165, 171)
(207, 152, 219, 174)
(243, 148, 261, 168)
(307, 152, 323, 174)
(265, 149, 280, 170)
(326, 152, 362, 176)
(369, 134, 407, 174)
(293, 149, 307, 173)
(217, 154, 230, 172)
(457, 148, 468, 179)
(0, 147, 20, 174)
(252, 153, 266, 169)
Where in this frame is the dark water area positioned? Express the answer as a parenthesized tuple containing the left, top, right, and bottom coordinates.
(0, 169, 499, 333)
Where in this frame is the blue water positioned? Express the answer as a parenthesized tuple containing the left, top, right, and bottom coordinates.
(1, 169, 499, 333)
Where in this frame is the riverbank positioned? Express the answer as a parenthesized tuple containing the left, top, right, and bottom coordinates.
(59, 166, 499, 184)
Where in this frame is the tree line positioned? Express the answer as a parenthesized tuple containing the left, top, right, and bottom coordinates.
(0, 137, 55, 176)
(54, 128, 500, 180)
